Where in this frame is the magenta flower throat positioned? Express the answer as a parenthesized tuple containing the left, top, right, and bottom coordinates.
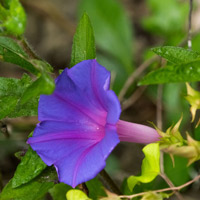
(27, 59, 159, 188)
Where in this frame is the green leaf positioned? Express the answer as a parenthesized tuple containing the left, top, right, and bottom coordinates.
(0, 36, 40, 75)
(7, 96, 38, 118)
(86, 178, 107, 200)
(0, 96, 18, 118)
(127, 143, 160, 191)
(49, 183, 72, 200)
(12, 148, 47, 188)
(0, 0, 26, 36)
(139, 60, 200, 85)
(0, 180, 53, 200)
(21, 73, 55, 104)
(66, 189, 91, 200)
(191, 32, 200, 53)
(0, 0, 12, 9)
(141, 192, 171, 200)
(31, 59, 53, 73)
(0, 74, 38, 119)
(0, 167, 56, 200)
(163, 83, 190, 128)
(78, 0, 134, 75)
(152, 46, 200, 64)
(164, 154, 191, 186)
(0, 4, 8, 21)
(70, 12, 96, 67)
(0, 55, 55, 118)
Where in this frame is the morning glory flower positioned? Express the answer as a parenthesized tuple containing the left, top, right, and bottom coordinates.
(27, 59, 159, 188)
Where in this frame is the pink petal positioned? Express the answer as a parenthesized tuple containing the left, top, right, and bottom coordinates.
(116, 120, 160, 144)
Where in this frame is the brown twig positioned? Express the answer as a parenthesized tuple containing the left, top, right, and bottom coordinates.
(156, 84, 181, 199)
(119, 27, 200, 106)
(78, 183, 89, 196)
(0, 121, 9, 138)
(119, 174, 200, 199)
(121, 86, 146, 111)
(118, 56, 158, 102)
(160, 173, 184, 200)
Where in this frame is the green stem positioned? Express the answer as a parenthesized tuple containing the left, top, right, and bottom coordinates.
(187, 0, 193, 49)
(0, 171, 3, 192)
(98, 169, 121, 195)
(19, 37, 40, 60)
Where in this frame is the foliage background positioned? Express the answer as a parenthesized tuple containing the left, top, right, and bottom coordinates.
(0, 0, 200, 199)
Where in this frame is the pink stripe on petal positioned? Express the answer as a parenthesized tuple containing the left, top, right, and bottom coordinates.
(27, 130, 105, 144)
(116, 120, 160, 144)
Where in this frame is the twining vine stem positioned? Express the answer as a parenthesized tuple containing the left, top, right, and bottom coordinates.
(98, 169, 121, 195)
(156, 58, 184, 200)
(0, 171, 3, 192)
(78, 183, 89, 196)
(188, 0, 193, 49)
(118, 56, 158, 102)
(19, 37, 40, 60)
(119, 174, 200, 199)
(156, 84, 163, 130)
(155, 1, 194, 199)
(121, 86, 146, 111)
(119, 28, 199, 108)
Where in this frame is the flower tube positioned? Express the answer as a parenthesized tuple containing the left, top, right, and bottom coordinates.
(27, 59, 160, 188)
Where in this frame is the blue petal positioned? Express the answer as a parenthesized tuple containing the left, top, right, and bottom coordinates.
(56, 127, 119, 187)
(39, 70, 107, 126)
(68, 59, 121, 124)
(28, 123, 119, 187)
(28, 59, 121, 187)
(39, 59, 120, 125)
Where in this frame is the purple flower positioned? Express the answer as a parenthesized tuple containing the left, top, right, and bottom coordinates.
(27, 59, 159, 188)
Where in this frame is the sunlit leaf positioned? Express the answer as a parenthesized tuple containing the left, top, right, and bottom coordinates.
(141, 191, 171, 200)
(128, 143, 160, 191)
(185, 83, 200, 122)
(66, 189, 91, 200)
